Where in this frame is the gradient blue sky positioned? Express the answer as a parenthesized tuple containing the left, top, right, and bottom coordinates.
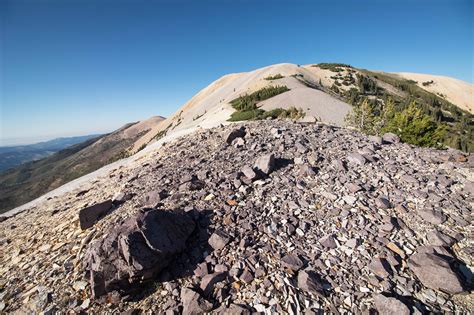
(1, 0, 473, 145)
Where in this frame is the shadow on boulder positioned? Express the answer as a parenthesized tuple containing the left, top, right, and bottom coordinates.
(84, 208, 213, 301)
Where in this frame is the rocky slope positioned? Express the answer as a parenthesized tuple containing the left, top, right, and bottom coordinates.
(0, 120, 472, 314)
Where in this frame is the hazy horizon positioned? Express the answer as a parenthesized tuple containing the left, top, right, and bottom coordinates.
(1, 0, 472, 143)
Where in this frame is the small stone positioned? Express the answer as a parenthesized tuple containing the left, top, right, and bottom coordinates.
(347, 153, 366, 165)
(254, 153, 275, 175)
(386, 242, 406, 259)
(193, 262, 209, 277)
(241, 165, 257, 181)
(208, 230, 231, 250)
(382, 133, 400, 144)
(375, 197, 390, 209)
(181, 287, 213, 315)
(200, 272, 227, 296)
(297, 269, 325, 295)
(240, 269, 254, 284)
(73, 281, 88, 291)
(368, 258, 391, 278)
(225, 127, 246, 144)
(281, 255, 304, 271)
(320, 234, 337, 249)
(368, 135, 383, 145)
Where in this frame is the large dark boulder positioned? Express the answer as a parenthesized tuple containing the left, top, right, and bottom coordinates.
(84, 209, 195, 298)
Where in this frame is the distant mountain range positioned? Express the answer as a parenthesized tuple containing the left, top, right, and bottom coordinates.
(0, 116, 165, 213)
(0, 135, 102, 172)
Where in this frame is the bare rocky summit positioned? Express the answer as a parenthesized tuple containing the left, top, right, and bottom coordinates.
(0, 120, 473, 314)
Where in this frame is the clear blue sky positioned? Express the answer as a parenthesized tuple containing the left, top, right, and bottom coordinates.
(1, 0, 472, 145)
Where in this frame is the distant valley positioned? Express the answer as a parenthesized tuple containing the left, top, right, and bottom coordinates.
(0, 135, 102, 172)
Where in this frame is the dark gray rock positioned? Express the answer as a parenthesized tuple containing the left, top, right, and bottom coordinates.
(84, 209, 195, 298)
(373, 294, 410, 315)
(297, 269, 326, 296)
(225, 127, 246, 144)
(281, 254, 304, 271)
(78, 200, 113, 230)
(181, 287, 213, 315)
(375, 197, 391, 209)
(409, 248, 464, 294)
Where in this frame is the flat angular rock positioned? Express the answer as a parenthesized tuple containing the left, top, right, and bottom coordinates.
(84, 209, 195, 298)
(347, 153, 366, 165)
(241, 165, 257, 181)
(320, 234, 337, 249)
(181, 287, 213, 315)
(200, 272, 227, 296)
(409, 249, 464, 294)
(299, 164, 316, 177)
(254, 153, 275, 175)
(297, 269, 326, 296)
(368, 135, 383, 145)
(79, 200, 113, 230)
(375, 197, 390, 209)
(208, 230, 231, 250)
(373, 294, 410, 315)
(141, 190, 168, 208)
(382, 133, 400, 144)
(418, 209, 447, 225)
(225, 127, 246, 144)
(240, 268, 254, 284)
(281, 254, 304, 271)
(427, 230, 456, 247)
(346, 183, 362, 193)
(112, 192, 133, 204)
(368, 257, 392, 278)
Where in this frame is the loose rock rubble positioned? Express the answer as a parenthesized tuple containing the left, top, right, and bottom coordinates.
(0, 120, 472, 314)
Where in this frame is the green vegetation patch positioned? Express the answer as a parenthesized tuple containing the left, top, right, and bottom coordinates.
(230, 85, 290, 112)
(313, 63, 353, 72)
(228, 107, 305, 122)
(264, 74, 284, 80)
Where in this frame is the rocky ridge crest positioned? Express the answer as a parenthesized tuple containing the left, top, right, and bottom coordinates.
(0, 120, 472, 313)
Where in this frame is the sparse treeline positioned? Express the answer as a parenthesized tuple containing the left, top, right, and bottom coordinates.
(343, 70, 473, 152)
(346, 98, 446, 148)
